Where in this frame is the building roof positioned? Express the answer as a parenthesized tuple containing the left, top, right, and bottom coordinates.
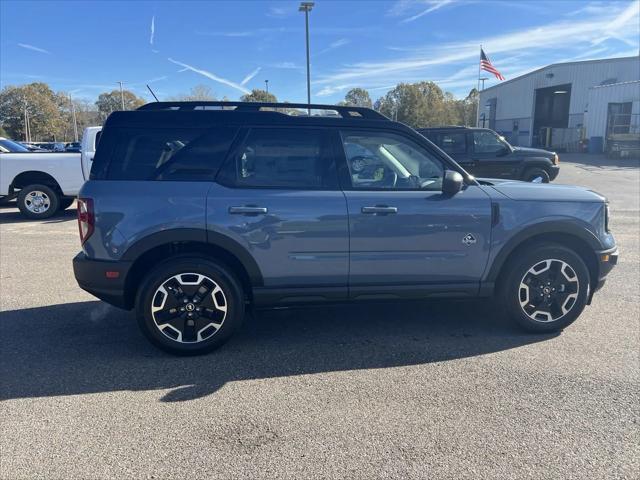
(480, 55, 640, 93)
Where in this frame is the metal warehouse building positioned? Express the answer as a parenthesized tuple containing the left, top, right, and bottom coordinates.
(478, 56, 640, 152)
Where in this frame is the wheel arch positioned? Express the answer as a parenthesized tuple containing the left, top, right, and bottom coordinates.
(10, 171, 62, 194)
(121, 229, 263, 309)
(517, 158, 554, 177)
(487, 223, 600, 293)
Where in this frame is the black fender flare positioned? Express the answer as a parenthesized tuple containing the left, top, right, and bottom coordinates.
(484, 220, 602, 283)
(517, 157, 554, 178)
(120, 228, 264, 286)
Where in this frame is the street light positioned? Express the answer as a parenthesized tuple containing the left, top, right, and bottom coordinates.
(117, 81, 125, 110)
(265, 79, 269, 94)
(299, 2, 314, 111)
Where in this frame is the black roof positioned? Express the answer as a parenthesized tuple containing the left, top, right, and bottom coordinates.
(417, 126, 473, 131)
(103, 101, 403, 130)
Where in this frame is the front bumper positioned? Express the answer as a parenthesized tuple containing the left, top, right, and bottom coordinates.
(590, 246, 618, 300)
(548, 165, 560, 181)
(73, 252, 132, 309)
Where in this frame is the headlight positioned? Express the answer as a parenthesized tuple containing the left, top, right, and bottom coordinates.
(552, 153, 559, 165)
(605, 203, 611, 233)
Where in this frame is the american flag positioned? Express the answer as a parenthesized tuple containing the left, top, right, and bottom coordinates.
(480, 48, 505, 81)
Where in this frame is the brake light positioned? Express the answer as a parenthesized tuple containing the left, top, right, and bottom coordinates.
(77, 198, 95, 244)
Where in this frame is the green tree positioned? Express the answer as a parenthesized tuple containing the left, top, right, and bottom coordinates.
(240, 89, 277, 103)
(374, 81, 464, 128)
(95, 89, 145, 120)
(0, 125, 7, 137)
(343, 88, 372, 108)
(0, 82, 67, 141)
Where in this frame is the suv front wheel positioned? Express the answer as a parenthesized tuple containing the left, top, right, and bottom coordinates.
(500, 243, 590, 332)
(136, 257, 245, 355)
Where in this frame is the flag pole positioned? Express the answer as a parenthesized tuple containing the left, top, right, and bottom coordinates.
(476, 44, 482, 127)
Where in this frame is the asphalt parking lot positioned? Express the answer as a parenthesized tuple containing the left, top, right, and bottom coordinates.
(1, 154, 638, 479)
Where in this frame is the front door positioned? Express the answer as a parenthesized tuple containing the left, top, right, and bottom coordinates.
(470, 129, 519, 178)
(210, 127, 349, 296)
(337, 129, 492, 297)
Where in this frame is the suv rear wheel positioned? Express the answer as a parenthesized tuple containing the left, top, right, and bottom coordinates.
(500, 243, 590, 332)
(17, 184, 60, 219)
(136, 257, 245, 355)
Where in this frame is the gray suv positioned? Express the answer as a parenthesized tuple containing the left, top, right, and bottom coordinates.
(73, 102, 618, 355)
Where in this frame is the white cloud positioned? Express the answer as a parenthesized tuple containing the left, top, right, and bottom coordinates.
(317, 38, 351, 56)
(315, 1, 640, 95)
(401, 0, 455, 23)
(168, 58, 250, 94)
(270, 61, 302, 69)
(147, 75, 168, 83)
(240, 67, 262, 86)
(17, 43, 50, 54)
(150, 16, 155, 45)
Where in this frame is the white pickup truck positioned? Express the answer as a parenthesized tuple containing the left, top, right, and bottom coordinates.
(0, 127, 101, 219)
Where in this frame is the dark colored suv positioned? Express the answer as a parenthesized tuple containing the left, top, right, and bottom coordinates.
(73, 102, 617, 355)
(418, 127, 560, 183)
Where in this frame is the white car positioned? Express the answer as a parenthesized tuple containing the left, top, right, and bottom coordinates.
(0, 127, 101, 219)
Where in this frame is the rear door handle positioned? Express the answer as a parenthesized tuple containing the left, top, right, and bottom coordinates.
(229, 206, 268, 215)
(362, 205, 398, 215)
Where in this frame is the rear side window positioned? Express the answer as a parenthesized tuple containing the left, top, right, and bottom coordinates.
(97, 127, 237, 181)
(218, 128, 338, 189)
(437, 133, 467, 154)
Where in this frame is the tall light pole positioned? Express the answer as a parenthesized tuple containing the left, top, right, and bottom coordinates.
(299, 2, 314, 111)
(479, 77, 488, 91)
(265, 79, 269, 94)
(117, 81, 125, 110)
(69, 94, 79, 142)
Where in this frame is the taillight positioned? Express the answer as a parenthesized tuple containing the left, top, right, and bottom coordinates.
(77, 198, 95, 244)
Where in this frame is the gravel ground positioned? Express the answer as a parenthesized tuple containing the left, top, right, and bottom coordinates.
(1, 154, 638, 479)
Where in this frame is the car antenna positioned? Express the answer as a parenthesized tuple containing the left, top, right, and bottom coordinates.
(146, 84, 160, 102)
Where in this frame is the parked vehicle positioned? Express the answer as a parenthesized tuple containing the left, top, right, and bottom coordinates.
(0, 127, 101, 218)
(73, 102, 617, 355)
(65, 142, 82, 153)
(0, 138, 32, 153)
(34, 141, 66, 152)
(418, 127, 560, 182)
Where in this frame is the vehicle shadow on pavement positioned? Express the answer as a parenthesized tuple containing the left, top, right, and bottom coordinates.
(0, 300, 557, 403)
(0, 206, 77, 224)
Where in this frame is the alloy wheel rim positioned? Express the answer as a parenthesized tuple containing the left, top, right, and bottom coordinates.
(519, 259, 579, 323)
(151, 273, 227, 343)
(24, 190, 51, 214)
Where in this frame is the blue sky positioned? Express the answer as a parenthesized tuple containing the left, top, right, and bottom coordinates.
(1, 0, 638, 104)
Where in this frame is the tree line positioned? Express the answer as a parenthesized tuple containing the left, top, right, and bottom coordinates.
(0, 81, 477, 141)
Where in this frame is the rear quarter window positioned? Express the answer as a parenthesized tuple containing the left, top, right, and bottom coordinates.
(91, 126, 238, 181)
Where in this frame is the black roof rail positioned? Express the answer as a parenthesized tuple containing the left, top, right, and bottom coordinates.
(137, 101, 389, 120)
(418, 125, 470, 130)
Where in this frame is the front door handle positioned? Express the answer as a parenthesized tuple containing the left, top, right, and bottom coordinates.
(362, 205, 398, 215)
(229, 206, 268, 215)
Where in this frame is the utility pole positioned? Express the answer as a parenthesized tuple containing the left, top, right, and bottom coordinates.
(299, 2, 314, 113)
(117, 81, 125, 110)
(69, 94, 79, 142)
(265, 79, 269, 94)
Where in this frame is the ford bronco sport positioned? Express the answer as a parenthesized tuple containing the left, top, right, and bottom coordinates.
(73, 102, 617, 355)
(418, 126, 560, 183)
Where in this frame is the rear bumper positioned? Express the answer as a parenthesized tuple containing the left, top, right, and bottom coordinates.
(73, 252, 132, 309)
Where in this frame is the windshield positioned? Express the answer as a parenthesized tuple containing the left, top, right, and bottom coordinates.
(0, 139, 30, 153)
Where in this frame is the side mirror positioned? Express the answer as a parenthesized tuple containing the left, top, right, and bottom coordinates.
(443, 170, 464, 196)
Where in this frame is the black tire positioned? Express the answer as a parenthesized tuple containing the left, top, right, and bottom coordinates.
(522, 167, 550, 183)
(59, 197, 75, 210)
(17, 184, 60, 219)
(499, 242, 590, 333)
(135, 257, 245, 355)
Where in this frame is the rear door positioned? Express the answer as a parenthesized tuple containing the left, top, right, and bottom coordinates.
(337, 129, 492, 297)
(209, 127, 349, 297)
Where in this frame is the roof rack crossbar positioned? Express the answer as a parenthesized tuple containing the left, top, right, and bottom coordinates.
(137, 101, 388, 120)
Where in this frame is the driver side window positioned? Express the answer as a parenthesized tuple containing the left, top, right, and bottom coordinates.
(340, 130, 444, 191)
(473, 131, 505, 154)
